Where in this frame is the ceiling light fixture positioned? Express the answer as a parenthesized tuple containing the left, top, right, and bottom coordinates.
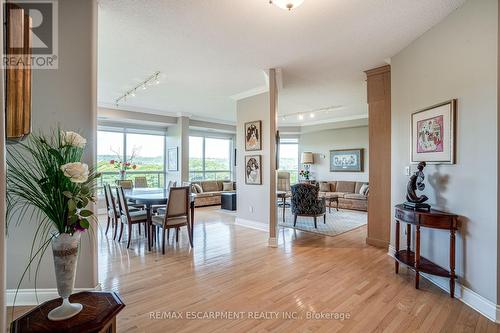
(115, 71, 161, 106)
(279, 105, 344, 122)
(269, 0, 304, 11)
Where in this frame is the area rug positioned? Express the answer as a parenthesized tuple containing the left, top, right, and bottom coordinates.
(278, 208, 367, 237)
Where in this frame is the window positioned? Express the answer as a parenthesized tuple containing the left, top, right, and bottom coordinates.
(189, 135, 232, 181)
(279, 138, 299, 184)
(97, 128, 166, 189)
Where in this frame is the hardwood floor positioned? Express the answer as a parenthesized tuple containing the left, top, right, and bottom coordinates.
(9, 206, 500, 332)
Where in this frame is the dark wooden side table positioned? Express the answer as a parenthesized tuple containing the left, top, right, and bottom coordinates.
(11, 291, 125, 333)
(394, 204, 459, 298)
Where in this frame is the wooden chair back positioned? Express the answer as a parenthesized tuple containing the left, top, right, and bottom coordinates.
(104, 184, 118, 218)
(116, 179, 133, 189)
(134, 176, 148, 188)
(165, 186, 190, 220)
(115, 186, 131, 222)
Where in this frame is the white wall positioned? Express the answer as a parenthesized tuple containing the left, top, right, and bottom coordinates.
(6, 0, 98, 296)
(391, 0, 498, 304)
(236, 93, 270, 227)
(299, 126, 369, 182)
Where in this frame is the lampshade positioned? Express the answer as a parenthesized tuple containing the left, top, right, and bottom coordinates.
(301, 152, 314, 164)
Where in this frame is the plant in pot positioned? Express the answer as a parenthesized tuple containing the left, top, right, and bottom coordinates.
(7, 130, 100, 321)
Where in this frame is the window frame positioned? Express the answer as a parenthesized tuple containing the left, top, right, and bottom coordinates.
(188, 133, 234, 181)
(278, 137, 300, 185)
(97, 125, 168, 188)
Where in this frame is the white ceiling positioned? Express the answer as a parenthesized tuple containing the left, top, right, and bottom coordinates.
(98, 0, 465, 126)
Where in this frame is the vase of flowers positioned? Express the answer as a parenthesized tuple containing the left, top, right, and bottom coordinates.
(109, 153, 137, 180)
(299, 169, 310, 180)
(7, 130, 100, 321)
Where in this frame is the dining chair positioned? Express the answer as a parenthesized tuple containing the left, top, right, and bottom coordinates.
(103, 184, 115, 236)
(105, 184, 141, 239)
(152, 186, 192, 254)
(116, 179, 133, 189)
(152, 180, 177, 214)
(134, 176, 148, 188)
(116, 186, 149, 249)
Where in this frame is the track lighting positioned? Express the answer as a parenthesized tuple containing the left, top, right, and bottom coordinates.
(115, 71, 161, 106)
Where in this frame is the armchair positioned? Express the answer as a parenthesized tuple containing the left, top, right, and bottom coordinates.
(291, 183, 326, 228)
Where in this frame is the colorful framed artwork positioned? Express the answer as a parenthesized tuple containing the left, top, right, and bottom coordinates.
(411, 100, 456, 164)
(245, 120, 262, 151)
(330, 149, 364, 172)
(168, 147, 178, 171)
(245, 155, 262, 185)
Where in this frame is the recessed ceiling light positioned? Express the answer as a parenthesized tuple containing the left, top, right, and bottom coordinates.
(298, 114, 304, 120)
(309, 113, 315, 118)
(269, 0, 304, 11)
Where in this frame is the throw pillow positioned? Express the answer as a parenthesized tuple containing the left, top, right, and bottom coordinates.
(319, 182, 331, 192)
(193, 184, 203, 193)
(359, 184, 369, 196)
(223, 182, 233, 191)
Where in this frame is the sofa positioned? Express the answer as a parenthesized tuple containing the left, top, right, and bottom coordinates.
(317, 181, 369, 211)
(189, 180, 236, 207)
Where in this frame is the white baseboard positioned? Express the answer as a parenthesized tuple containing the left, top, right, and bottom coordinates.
(6, 283, 102, 306)
(234, 218, 268, 232)
(387, 245, 500, 323)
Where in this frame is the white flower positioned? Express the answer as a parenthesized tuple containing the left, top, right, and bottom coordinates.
(61, 131, 87, 148)
(60, 162, 89, 183)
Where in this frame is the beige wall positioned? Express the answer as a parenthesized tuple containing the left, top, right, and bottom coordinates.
(236, 93, 271, 226)
(391, 0, 498, 303)
(299, 126, 369, 182)
(6, 0, 98, 295)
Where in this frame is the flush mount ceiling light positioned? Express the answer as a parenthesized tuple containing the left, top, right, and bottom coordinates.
(269, 0, 304, 11)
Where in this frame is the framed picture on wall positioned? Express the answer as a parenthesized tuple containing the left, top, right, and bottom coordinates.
(330, 149, 364, 172)
(411, 99, 456, 164)
(245, 155, 262, 185)
(245, 120, 262, 151)
(168, 147, 178, 171)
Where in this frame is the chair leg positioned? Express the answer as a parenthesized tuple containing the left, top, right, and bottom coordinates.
(118, 222, 124, 241)
(105, 216, 111, 235)
(167, 228, 170, 240)
(113, 217, 118, 240)
(293, 214, 298, 227)
(314, 216, 317, 229)
(127, 224, 132, 249)
(138, 223, 141, 235)
(324, 214, 326, 224)
(176, 227, 180, 243)
(162, 228, 166, 255)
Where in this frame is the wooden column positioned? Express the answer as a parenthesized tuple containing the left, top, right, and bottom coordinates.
(268, 69, 278, 247)
(365, 65, 391, 248)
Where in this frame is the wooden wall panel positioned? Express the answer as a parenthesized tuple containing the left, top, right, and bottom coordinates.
(365, 65, 391, 248)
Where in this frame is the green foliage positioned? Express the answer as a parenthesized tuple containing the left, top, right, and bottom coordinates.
(7, 130, 100, 235)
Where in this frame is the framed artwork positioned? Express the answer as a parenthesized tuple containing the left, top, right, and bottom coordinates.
(330, 149, 364, 172)
(5, 3, 32, 142)
(245, 120, 262, 151)
(411, 100, 456, 164)
(245, 155, 262, 185)
(168, 147, 178, 171)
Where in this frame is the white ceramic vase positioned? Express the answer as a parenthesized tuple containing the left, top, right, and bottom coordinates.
(47, 232, 83, 321)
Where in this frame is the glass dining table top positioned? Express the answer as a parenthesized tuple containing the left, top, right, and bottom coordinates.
(125, 187, 194, 205)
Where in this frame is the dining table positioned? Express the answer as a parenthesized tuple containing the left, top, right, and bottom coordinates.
(125, 188, 195, 251)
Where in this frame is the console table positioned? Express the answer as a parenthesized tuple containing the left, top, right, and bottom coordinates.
(10, 291, 125, 332)
(394, 204, 459, 298)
